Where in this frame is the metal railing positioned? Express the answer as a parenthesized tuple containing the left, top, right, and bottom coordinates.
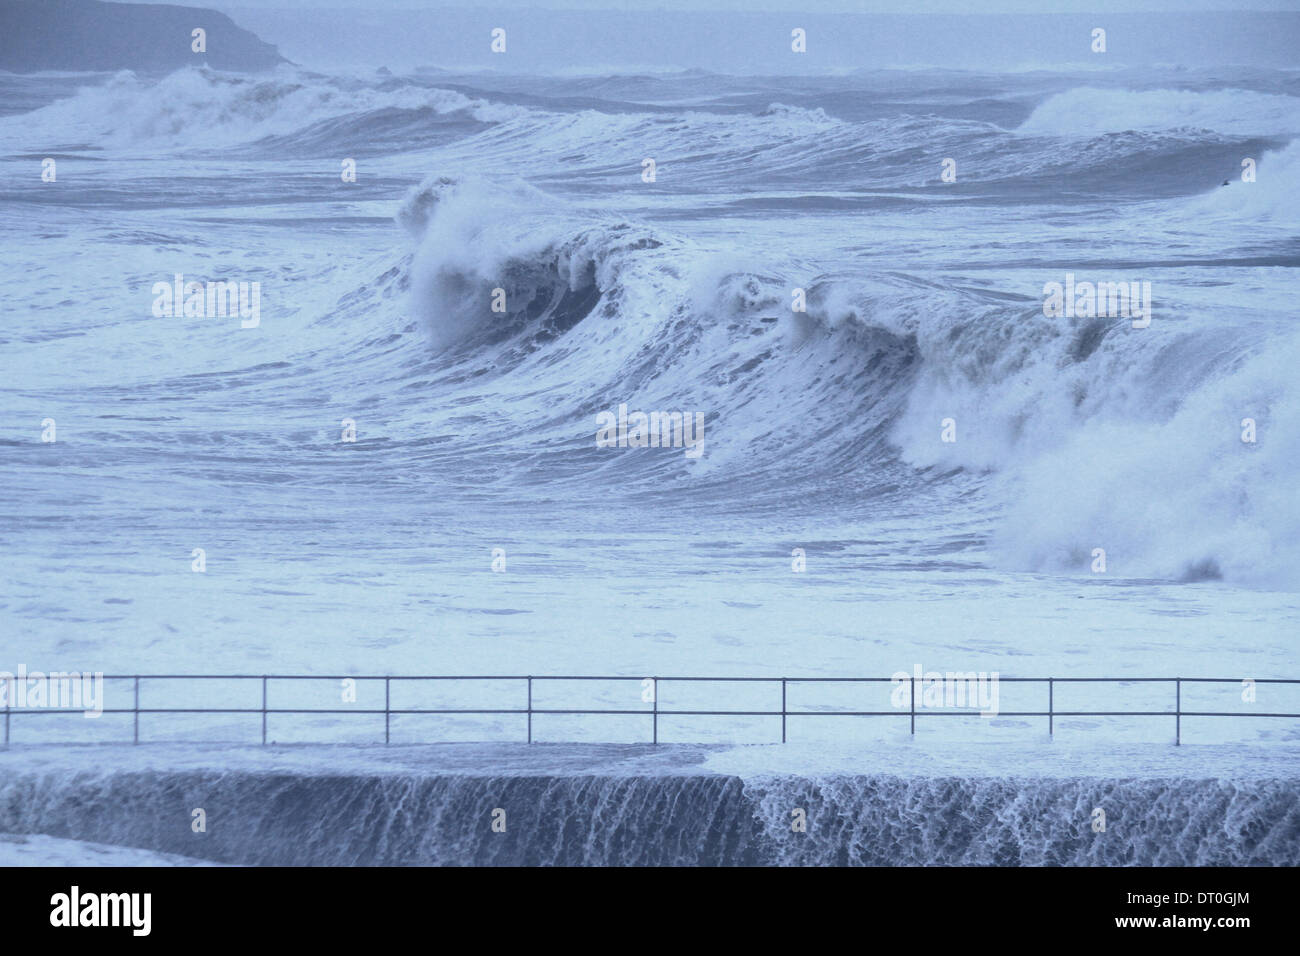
(3, 674, 1297, 747)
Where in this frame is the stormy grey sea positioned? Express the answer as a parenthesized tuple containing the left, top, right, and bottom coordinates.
(1, 63, 1298, 863)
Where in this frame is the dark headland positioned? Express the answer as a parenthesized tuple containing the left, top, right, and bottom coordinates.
(0, 0, 286, 72)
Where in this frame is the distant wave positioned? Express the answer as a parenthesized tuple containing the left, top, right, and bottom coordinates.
(0, 67, 521, 151)
(1018, 87, 1300, 136)
(9, 70, 1296, 197)
(1184, 139, 1300, 224)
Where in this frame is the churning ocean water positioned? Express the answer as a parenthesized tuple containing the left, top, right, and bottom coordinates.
(1, 60, 1299, 864)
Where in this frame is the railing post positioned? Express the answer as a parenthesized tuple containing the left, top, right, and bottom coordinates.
(652, 677, 658, 746)
(384, 677, 390, 746)
(133, 676, 139, 745)
(261, 676, 268, 746)
(1175, 678, 1181, 747)
(781, 678, 787, 744)
(1048, 678, 1053, 737)
(526, 676, 533, 744)
(910, 676, 916, 735)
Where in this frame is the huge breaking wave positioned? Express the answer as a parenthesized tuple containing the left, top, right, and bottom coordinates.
(391, 153, 1300, 588)
(7, 67, 1298, 587)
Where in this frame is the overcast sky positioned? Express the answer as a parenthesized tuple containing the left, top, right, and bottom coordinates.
(106, 0, 1299, 72)
(111, 0, 1300, 11)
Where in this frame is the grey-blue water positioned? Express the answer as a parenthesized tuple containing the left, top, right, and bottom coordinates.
(1, 65, 1299, 865)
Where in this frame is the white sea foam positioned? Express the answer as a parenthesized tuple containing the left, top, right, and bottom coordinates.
(1019, 86, 1300, 136)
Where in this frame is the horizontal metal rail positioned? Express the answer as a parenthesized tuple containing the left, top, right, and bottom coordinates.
(2, 675, 1296, 747)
